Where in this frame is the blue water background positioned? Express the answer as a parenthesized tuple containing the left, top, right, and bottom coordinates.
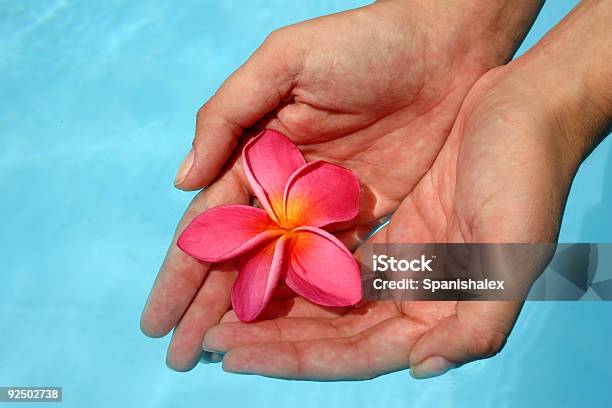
(1, 1, 610, 407)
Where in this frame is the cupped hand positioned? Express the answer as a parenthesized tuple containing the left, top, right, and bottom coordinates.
(140, 0, 539, 371)
(200, 62, 581, 380)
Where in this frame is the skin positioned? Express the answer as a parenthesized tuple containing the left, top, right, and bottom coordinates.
(141, 0, 611, 378)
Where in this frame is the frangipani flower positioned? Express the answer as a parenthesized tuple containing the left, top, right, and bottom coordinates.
(177, 130, 362, 322)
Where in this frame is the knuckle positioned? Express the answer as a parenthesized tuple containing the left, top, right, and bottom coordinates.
(264, 27, 285, 44)
(262, 26, 292, 50)
(466, 327, 507, 358)
(196, 103, 209, 123)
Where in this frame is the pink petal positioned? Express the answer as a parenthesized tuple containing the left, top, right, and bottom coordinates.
(177, 205, 283, 263)
(283, 161, 360, 228)
(285, 227, 362, 306)
(242, 130, 306, 222)
(232, 236, 288, 322)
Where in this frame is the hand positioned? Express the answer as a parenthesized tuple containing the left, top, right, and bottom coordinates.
(201, 0, 612, 376)
(197, 60, 590, 380)
(141, 0, 544, 371)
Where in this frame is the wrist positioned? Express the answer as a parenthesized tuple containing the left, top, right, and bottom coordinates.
(509, 0, 612, 165)
(376, 0, 544, 67)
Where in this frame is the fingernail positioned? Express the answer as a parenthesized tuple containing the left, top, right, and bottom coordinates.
(200, 350, 224, 364)
(174, 148, 194, 186)
(410, 356, 455, 379)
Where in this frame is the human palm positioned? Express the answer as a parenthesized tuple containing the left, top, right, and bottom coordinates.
(183, 1, 495, 224)
(141, 3, 532, 372)
(201, 66, 570, 380)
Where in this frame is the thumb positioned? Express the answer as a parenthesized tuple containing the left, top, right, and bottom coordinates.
(175, 30, 302, 190)
(409, 301, 522, 379)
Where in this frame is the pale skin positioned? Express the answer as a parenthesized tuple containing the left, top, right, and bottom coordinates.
(141, 0, 612, 378)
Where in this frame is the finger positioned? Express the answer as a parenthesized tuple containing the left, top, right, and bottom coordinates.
(409, 301, 521, 379)
(204, 317, 342, 354)
(166, 264, 236, 371)
(222, 316, 425, 381)
(206, 301, 397, 352)
(175, 31, 303, 190)
(140, 168, 248, 337)
(219, 296, 349, 323)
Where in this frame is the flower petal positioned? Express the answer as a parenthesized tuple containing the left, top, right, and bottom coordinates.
(242, 130, 306, 222)
(232, 236, 288, 322)
(177, 205, 283, 263)
(285, 227, 362, 306)
(283, 161, 360, 228)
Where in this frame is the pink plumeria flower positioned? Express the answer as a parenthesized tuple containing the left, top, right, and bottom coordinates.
(177, 130, 362, 322)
